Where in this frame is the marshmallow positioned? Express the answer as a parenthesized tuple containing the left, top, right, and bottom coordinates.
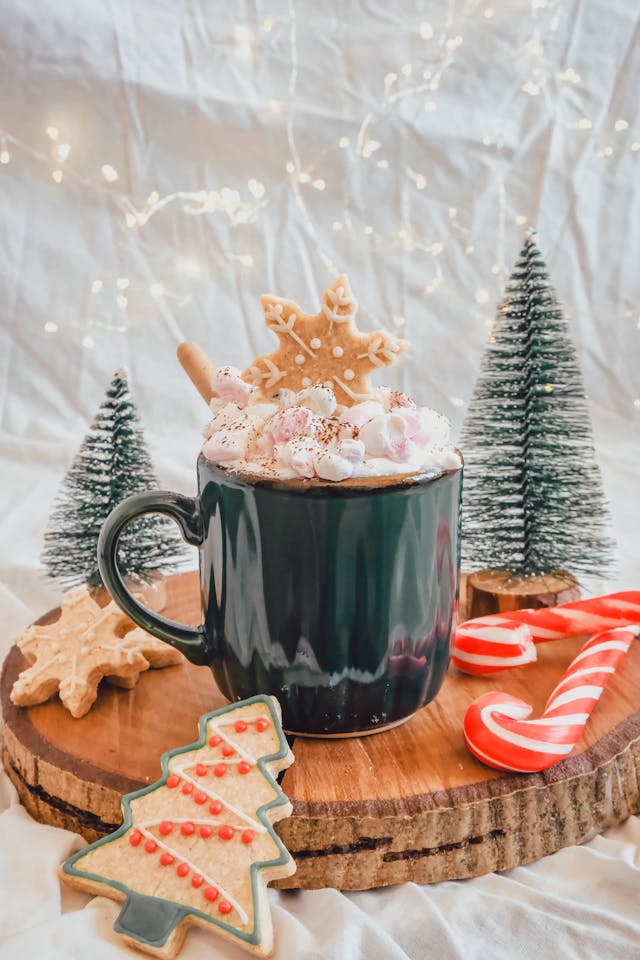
(315, 451, 356, 482)
(296, 384, 337, 418)
(358, 413, 413, 461)
(388, 390, 417, 410)
(267, 406, 314, 446)
(207, 402, 251, 433)
(203, 428, 251, 464)
(336, 438, 365, 467)
(278, 388, 298, 409)
(211, 366, 254, 407)
(394, 407, 429, 445)
(338, 400, 385, 431)
(274, 438, 320, 479)
(201, 380, 458, 482)
(246, 402, 280, 422)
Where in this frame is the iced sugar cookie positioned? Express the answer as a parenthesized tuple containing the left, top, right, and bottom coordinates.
(60, 695, 295, 958)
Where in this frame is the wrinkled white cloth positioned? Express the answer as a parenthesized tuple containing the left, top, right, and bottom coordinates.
(1, 0, 640, 957)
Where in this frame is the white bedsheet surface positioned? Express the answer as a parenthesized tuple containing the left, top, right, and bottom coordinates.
(1, 0, 639, 957)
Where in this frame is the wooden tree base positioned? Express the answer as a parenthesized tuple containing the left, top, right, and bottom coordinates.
(464, 568, 580, 620)
(2, 572, 640, 890)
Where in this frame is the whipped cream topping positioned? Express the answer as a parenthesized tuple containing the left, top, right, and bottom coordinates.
(202, 367, 461, 482)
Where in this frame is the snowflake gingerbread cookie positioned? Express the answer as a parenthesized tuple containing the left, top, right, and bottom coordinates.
(10, 586, 182, 717)
(243, 275, 408, 405)
(60, 695, 295, 959)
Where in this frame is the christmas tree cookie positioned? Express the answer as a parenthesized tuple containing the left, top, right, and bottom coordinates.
(60, 695, 296, 958)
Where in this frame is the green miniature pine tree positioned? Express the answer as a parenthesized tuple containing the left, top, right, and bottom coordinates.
(460, 231, 614, 578)
(42, 370, 188, 588)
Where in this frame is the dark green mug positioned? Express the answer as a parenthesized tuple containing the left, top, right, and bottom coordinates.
(98, 455, 462, 736)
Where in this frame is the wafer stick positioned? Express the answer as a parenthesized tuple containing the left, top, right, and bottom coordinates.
(177, 341, 217, 405)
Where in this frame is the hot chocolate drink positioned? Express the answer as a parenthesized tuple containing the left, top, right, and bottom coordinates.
(191, 367, 462, 735)
(98, 276, 462, 736)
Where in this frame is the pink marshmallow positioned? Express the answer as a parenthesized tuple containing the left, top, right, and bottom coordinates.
(395, 407, 429, 445)
(338, 400, 385, 431)
(359, 413, 414, 462)
(211, 366, 253, 407)
(289, 446, 318, 479)
(336, 438, 365, 467)
(274, 438, 319, 478)
(388, 391, 417, 410)
(267, 405, 314, 445)
(387, 437, 411, 461)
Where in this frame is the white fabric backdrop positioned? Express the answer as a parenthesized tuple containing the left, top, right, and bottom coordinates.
(1, 1, 639, 957)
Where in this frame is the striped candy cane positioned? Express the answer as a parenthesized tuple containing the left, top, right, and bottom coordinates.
(452, 591, 640, 675)
(463, 624, 639, 773)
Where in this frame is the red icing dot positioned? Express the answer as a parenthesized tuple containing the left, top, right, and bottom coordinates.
(144, 839, 157, 853)
(209, 800, 223, 815)
(234, 720, 248, 733)
(255, 717, 269, 732)
(176, 863, 189, 878)
(214, 763, 227, 778)
(218, 824, 234, 841)
(238, 761, 252, 775)
(160, 852, 174, 866)
(194, 791, 207, 805)
(181, 783, 194, 795)
(196, 763, 207, 776)
(218, 900, 233, 915)
(159, 821, 173, 835)
(129, 830, 142, 847)
(242, 830, 254, 844)
(180, 821, 195, 836)
(204, 886, 219, 902)
(221, 744, 235, 757)
(166, 774, 180, 788)
(191, 874, 204, 888)
(208, 735, 222, 747)
(200, 825, 213, 838)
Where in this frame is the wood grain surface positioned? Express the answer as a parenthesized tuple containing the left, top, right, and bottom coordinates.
(2, 572, 639, 890)
(465, 568, 580, 619)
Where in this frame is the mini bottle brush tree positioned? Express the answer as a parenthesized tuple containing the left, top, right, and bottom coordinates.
(42, 369, 188, 589)
(460, 231, 614, 607)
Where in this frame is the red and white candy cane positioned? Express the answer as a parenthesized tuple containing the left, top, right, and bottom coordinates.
(452, 591, 640, 675)
(463, 624, 639, 773)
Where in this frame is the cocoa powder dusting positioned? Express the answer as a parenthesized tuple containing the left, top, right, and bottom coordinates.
(314, 417, 342, 447)
(389, 390, 416, 410)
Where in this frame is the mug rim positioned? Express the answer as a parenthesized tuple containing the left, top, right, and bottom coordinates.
(197, 450, 462, 498)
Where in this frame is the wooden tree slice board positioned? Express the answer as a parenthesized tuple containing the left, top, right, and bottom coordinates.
(2, 572, 640, 891)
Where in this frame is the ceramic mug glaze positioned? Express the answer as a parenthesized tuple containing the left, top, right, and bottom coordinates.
(98, 455, 462, 736)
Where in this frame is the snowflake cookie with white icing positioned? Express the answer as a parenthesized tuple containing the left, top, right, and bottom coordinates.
(10, 586, 182, 717)
(243, 275, 408, 405)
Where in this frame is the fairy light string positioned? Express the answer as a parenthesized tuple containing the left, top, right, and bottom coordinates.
(0, 0, 637, 413)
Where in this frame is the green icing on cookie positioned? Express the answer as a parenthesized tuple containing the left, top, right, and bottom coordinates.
(61, 694, 294, 951)
(115, 894, 189, 947)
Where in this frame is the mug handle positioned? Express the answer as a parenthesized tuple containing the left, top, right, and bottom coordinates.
(97, 491, 209, 665)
